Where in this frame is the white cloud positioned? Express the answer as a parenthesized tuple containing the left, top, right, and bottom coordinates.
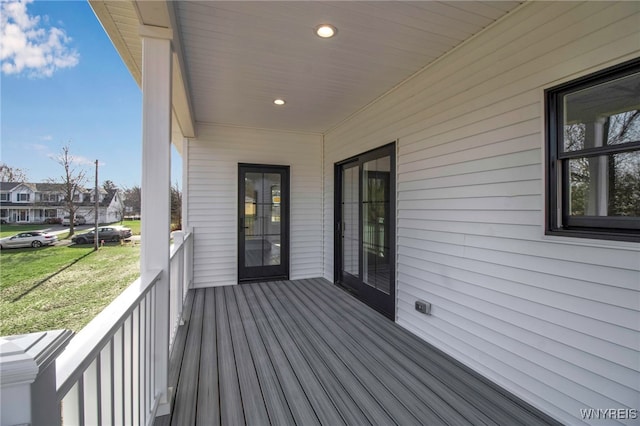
(41, 135, 53, 141)
(46, 152, 97, 167)
(0, 0, 79, 78)
(30, 143, 49, 153)
(73, 155, 101, 167)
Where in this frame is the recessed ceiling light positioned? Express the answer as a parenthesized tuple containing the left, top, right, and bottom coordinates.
(273, 99, 286, 106)
(315, 24, 337, 38)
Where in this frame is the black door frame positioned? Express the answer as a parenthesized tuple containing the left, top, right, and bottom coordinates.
(334, 142, 396, 319)
(238, 163, 290, 283)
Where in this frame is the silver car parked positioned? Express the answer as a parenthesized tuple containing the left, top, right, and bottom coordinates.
(0, 231, 58, 249)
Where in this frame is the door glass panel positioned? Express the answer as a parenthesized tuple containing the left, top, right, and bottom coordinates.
(265, 235, 281, 265)
(342, 165, 359, 277)
(243, 172, 282, 268)
(363, 156, 391, 294)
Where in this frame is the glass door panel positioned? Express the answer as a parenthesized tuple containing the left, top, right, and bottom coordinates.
(342, 163, 360, 279)
(239, 165, 289, 282)
(363, 156, 391, 294)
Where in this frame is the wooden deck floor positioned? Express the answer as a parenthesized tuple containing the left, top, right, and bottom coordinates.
(156, 278, 559, 426)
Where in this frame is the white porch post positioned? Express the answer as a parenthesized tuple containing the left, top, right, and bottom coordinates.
(181, 138, 189, 231)
(140, 25, 173, 413)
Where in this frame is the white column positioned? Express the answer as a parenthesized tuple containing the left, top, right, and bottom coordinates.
(181, 138, 189, 231)
(585, 117, 608, 216)
(139, 25, 172, 413)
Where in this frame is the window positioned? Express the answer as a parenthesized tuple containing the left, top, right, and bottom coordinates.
(546, 58, 640, 241)
(0, 193, 8, 202)
(17, 193, 30, 202)
(40, 193, 58, 202)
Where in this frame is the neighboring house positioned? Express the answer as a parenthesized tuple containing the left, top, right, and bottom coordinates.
(0, 182, 124, 224)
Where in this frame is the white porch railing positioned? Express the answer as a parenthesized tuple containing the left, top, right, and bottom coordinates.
(169, 231, 193, 347)
(53, 230, 193, 426)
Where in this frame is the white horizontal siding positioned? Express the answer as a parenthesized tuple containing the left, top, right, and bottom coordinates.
(323, 1, 640, 424)
(187, 124, 323, 287)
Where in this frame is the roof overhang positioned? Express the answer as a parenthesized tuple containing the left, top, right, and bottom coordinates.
(89, 1, 524, 137)
(90, 0, 196, 142)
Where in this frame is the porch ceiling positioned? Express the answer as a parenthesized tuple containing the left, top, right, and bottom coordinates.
(91, 1, 523, 136)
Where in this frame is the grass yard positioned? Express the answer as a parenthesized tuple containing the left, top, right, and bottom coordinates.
(118, 219, 141, 235)
(0, 244, 140, 336)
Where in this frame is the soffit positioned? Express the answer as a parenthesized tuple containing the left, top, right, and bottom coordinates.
(92, 1, 523, 135)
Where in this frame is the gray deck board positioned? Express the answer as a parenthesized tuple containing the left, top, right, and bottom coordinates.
(241, 284, 321, 426)
(196, 288, 219, 426)
(298, 278, 547, 425)
(216, 286, 245, 425)
(248, 284, 346, 426)
(260, 283, 389, 426)
(224, 286, 270, 425)
(171, 289, 204, 426)
(270, 280, 459, 426)
(156, 278, 561, 426)
(295, 279, 496, 425)
(233, 285, 296, 426)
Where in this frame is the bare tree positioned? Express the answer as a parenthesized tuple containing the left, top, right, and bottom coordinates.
(115, 185, 128, 223)
(0, 163, 28, 182)
(123, 185, 141, 217)
(170, 181, 182, 230)
(566, 111, 640, 216)
(102, 180, 118, 199)
(49, 145, 88, 237)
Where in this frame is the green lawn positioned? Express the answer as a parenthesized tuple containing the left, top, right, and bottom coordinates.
(118, 219, 141, 235)
(0, 244, 140, 336)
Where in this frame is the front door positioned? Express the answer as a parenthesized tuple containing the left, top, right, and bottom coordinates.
(335, 143, 396, 319)
(238, 164, 290, 282)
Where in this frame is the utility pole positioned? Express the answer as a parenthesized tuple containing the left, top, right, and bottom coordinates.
(94, 160, 99, 251)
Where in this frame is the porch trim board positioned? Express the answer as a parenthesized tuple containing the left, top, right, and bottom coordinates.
(156, 278, 559, 426)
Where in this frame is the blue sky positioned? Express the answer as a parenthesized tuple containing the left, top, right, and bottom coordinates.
(1, 0, 181, 189)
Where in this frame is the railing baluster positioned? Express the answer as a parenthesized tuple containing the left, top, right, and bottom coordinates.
(97, 354, 102, 426)
(82, 357, 100, 426)
(114, 325, 124, 425)
(62, 380, 82, 425)
(142, 296, 151, 416)
(149, 286, 156, 407)
(133, 305, 141, 425)
(100, 341, 113, 425)
(53, 233, 191, 425)
(125, 315, 133, 426)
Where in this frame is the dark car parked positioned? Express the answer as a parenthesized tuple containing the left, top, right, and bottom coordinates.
(72, 226, 133, 244)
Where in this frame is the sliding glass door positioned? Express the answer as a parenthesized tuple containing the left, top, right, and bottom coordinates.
(335, 143, 395, 319)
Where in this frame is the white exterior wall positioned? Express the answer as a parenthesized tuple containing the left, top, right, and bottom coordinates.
(323, 2, 640, 424)
(187, 124, 323, 288)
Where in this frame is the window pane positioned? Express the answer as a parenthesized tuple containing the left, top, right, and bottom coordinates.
(243, 171, 282, 268)
(342, 166, 359, 276)
(362, 156, 391, 294)
(568, 151, 640, 217)
(563, 72, 640, 152)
